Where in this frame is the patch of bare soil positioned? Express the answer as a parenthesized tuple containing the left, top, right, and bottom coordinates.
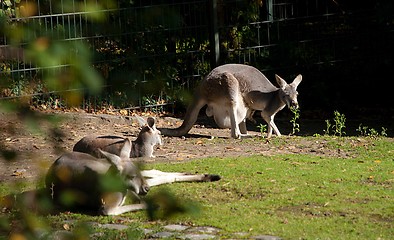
(0, 111, 352, 183)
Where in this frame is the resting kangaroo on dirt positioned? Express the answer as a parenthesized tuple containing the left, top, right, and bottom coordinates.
(73, 117, 162, 158)
(46, 138, 221, 215)
(160, 64, 302, 138)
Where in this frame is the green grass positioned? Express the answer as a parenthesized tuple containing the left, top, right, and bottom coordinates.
(1, 136, 393, 239)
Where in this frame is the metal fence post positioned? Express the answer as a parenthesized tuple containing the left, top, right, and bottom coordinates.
(267, 0, 273, 22)
(209, 0, 220, 68)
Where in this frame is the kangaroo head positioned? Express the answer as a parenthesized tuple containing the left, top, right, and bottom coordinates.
(275, 74, 302, 109)
(99, 138, 150, 195)
(137, 117, 163, 147)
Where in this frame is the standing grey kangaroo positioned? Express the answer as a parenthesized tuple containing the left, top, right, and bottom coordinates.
(73, 117, 162, 158)
(46, 138, 221, 215)
(160, 64, 302, 138)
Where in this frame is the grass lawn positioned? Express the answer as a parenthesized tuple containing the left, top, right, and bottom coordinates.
(1, 136, 393, 239)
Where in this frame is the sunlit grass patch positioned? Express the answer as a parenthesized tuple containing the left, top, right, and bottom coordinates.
(1, 136, 393, 239)
(148, 137, 393, 239)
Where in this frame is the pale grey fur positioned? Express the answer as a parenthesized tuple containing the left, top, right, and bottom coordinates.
(73, 117, 162, 158)
(46, 138, 221, 216)
(46, 138, 149, 215)
(161, 64, 302, 138)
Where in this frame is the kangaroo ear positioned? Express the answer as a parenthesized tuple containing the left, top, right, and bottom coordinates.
(119, 138, 132, 159)
(291, 74, 302, 88)
(146, 117, 155, 128)
(275, 74, 287, 89)
(135, 115, 147, 127)
(99, 149, 123, 172)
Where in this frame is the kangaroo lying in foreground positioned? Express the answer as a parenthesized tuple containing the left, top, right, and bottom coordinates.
(46, 138, 220, 215)
(73, 117, 162, 158)
(160, 64, 302, 138)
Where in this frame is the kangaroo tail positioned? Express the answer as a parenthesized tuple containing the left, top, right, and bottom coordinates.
(160, 96, 206, 137)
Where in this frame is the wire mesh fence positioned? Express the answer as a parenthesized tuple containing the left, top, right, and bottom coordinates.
(1, 0, 393, 112)
(1, 0, 211, 112)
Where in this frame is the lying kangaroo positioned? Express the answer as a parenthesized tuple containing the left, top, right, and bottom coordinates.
(73, 117, 162, 158)
(160, 64, 302, 138)
(46, 138, 220, 215)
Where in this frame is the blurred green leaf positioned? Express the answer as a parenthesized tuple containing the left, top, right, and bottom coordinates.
(99, 171, 127, 193)
(145, 188, 200, 220)
(82, 2, 108, 22)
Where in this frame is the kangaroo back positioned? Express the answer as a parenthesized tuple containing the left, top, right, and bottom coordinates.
(73, 117, 162, 158)
(208, 64, 278, 93)
(73, 135, 124, 158)
(45, 152, 111, 209)
(46, 139, 150, 213)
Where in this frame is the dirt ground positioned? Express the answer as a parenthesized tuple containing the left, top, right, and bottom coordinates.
(0, 110, 366, 183)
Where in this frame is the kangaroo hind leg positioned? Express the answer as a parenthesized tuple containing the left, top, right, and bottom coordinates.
(222, 72, 247, 139)
(261, 112, 281, 138)
(142, 169, 220, 187)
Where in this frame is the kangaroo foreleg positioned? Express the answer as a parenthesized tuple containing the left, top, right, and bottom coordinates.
(99, 192, 147, 215)
(101, 203, 147, 216)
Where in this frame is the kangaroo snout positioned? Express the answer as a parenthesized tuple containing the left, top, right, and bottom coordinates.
(291, 100, 299, 108)
(286, 99, 298, 109)
(140, 185, 150, 195)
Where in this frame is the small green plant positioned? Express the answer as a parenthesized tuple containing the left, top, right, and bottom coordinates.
(323, 119, 332, 135)
(290, 107, 300, 135)
(356, 124, 369, 136)
(333, 111, 346, 136)
(141, 95, 166, 113)
(368, 128, 379, 138)
(257, 123, 267, 138)
(324, 111, 346, 136)
(381, 127, 388, 137)
(356, 124, 388, 138)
